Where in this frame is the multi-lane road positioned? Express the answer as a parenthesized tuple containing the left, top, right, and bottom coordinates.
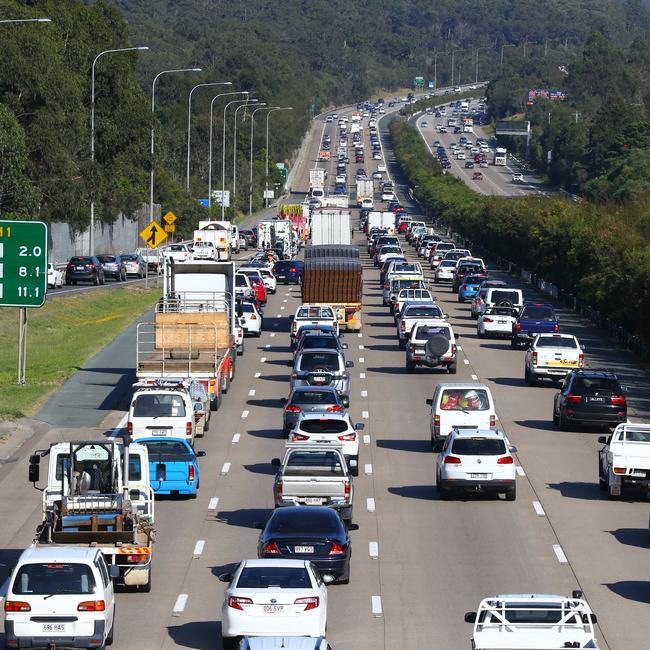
(1, 92, 649, 650)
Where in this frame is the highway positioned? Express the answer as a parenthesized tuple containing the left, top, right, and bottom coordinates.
(1, 92, 649, 650)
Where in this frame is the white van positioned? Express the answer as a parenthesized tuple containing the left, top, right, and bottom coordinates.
(4, 546, 117, 648)
(429, 382, 497, 450)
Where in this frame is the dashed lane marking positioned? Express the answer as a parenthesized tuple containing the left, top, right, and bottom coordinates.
(364, 463, 373, 475)
(367, 497, 376, 512)
(360, 372, 366, 379)
(516, 466, 526, 477)
(471, 374, 478, 380)
(372, 595, 383, 618)
(241, 410, 249, 419)
(172, 594, 188, 617)
(359, 357, 365, 363)
(193, 540, 205, 558)
(463, 359, 470, 365)
(248, 389, 256, 396)
(231, 433, 241, 444)
(260, 357, 267, 363)
(208, 497, 219, 510)
(255, 372, 261, 378)
(361, 390, 368, 397)
(363, 435, 371, 445)
(553, 544, 568, 564)
(221, 462, 231, 475)
(533, 501, 546, 517)
(369, 541, 379, 559)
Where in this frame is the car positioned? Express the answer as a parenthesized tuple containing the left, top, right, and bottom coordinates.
(383, 276, 426, 308)
(294, 331, 348, 359)
(452, 262, 487, 293)
(240, 229, 258, 247)
(472, 171, 483, 180)
(512, 302, 559, 349)
(436, 427, 517, 500)
(120, 253, 146, 278)
(406, 321, 458, 374)
(393, 287, 434, 318)
(288, 411, 364, 475)
(289, 349, 353, 401)
(219, 559, 330, 647)
(372, 151, 382, 160)
(161, 243, 190, 263)
(465, 161, 475, 169)
(512, 173, 524, 183)
(470, 280, 509, 318)
(138, 437, 205, 497)
(479, 160, 489, 168)
(281, 386, 348, 435)
(372, 171, 383, 180)
(47, 262, 64, 288)
(258, 507, 351, 583)
(65, 255, 105, 285)
(421, 120, 428, 127)
(3, 546, 117, 650)
(524, 333, 585, 385)
(429, 382, 497, 451)
(553, 369, 627, 431)
(97, 254, 127, 282)
(433, 259, 458, 283)
(291, 305, 339, 343)
(239, 300, 263, 337)
(238, 269, 268, 304)
(396, 302, 446, 349)
(241, 266, 277, 294)
(477, 306, 519, 338)
(457, 273, 487, 303)
(273, 260, 304, 284)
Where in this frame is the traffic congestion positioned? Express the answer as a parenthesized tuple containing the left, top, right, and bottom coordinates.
(1, 90, 649, 650)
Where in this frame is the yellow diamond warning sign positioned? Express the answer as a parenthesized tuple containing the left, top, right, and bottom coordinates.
(139, 220, 167, 249)
(163, 211, 177, 225)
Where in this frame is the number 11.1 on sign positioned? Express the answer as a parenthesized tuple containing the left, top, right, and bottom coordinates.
(0, 220, 48, 307)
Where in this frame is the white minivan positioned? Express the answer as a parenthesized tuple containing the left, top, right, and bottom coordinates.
(4, 546, 117, 648)
(429, 382, 497, 450)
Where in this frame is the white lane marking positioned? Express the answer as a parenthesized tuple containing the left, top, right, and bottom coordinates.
(255, 372, 261, 378)
(221, 462, 231, 475)
(471, 374, 478, 380)
(361, 390, 368, 397)
(372, 595, 383, 618)
(285, 292, 290, 296)
(107, 413, 129, 440)
(359, 344, 365, 349)
(172, 594, 188, 616)
(283, 299, 288, 303)
(362, 411, 369, 419)
(360, 372, 366, 379)
(516, 466, 526, 477)
(457, 345, 463, 350)
(208, 497, 219, 511)
(231, 433, 241, 444)
(364, 463, 373, 475)
(367, 497, 376, 512)
(270, 332, 276, 337)
(248, 389, 256, 396)
(260, 357, 267, 363)
(369, 541, 379, 559)
(463, 359, 470, 365)
(553, 544, 568, 564)
(533, 501, 546, 517)
(357, 332, 363, 338)
(241, 410, 249, 419)
(359, 357, 365, 363)
(363, 434, 371, 445)
(280, 306, 285, 310)
(193, 540, 205, 558)
(265, 344, 271, 349)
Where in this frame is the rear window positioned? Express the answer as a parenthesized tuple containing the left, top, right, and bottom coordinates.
(404, 306, 442, 318)
(269, 509, 339, 535)
(440, 389, 490, 411)
(299, 419, 348, 434)
(285, 450, 344, 476)
(122, 255, 137, 261)
(133, 393, 186, 418)
(399, 289, 429, 299)
(458, 264, 482, 274)
(300, 336, 338, 350)
(139, 440, 191, 455)
(451, 438, 506, 455)
(622, 429, 650, 442)
(298, 352, 340, 372)
(490, 290, 521, 304)
(13, 563, 96, 595)
(291, 390, 337, 406)
(393, 264, 419, 274)
(236, 567, 312, 589)
(297, 307, 334, 319)
(573, 377, 620, 394)
(495, 604, 566, 624)
(521, 306, 555, 320)
(464, 275, 485, 284)
(393, 279, 425, 291)
(97, 255, 116, 263)
(70, 257, 92, 264)
(415, 325, 451, 339)
(536, 337, 577, 349)
(439, 261, 456, 268)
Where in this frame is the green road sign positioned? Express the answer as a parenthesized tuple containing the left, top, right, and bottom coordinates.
(414, 76, 425, 88)
(0, 220, 48, 307)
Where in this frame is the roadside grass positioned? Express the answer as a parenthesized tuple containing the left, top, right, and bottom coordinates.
(0, 287, 161, 419)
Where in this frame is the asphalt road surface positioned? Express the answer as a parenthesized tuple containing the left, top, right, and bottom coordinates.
(1, 90, 649, 650)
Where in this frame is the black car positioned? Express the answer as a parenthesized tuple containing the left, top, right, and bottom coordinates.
(295, 332, 349, 358)
(257, 506, 351, 583)
(553, 370, 627, 431)
(65, 256, 105, 286)
(96, 254, 126, 282)
(273, 259, 304, 284)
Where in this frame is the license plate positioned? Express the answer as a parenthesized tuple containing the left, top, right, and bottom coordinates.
(470, 473, 488, 479)
(313, 376, 327, 383)
(76, 266, 84, 270)
(305, 497, 323, 505)
(42, 623, 69, 633)
(589, 397, 605, 403)
(295, 545, 314, 553)
(497, 320, 507, 324)
(263, 605, 284, 614)
(151, 429, 168, 436)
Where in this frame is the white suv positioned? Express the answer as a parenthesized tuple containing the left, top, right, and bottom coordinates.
(436, 427, 517, 500)
(4, 546, 117, 649)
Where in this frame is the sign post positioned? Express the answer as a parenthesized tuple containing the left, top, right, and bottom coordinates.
(0, 219, 48, 384)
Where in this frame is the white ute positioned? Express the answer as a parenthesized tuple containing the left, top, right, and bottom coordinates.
(465, 592, 600, 649)
(524, 333, 584, 385)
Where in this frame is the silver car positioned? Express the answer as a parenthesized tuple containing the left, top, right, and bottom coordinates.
(289, 349, 353, 401)
(281, 386, 348, 436)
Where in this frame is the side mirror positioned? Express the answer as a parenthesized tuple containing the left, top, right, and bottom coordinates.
(322, 574, 335, 585)
(271, 458, 281, 467)
(509, 446, 518, 453)
(587, 614, 597, 624)
(426, 398, 432, 406)
(218, 573, 233, 583)
(464, 612, 477, 623)
(345, 360, 354, 368)
(280, 397, 287, 406)
(109, 565, 120, 579)
(572, 590, 583, 599)
(196, 450, 206, 457)
(355, 423, 365, 430)
(598, 436, 607, 444)
(28, 461, 40, 484)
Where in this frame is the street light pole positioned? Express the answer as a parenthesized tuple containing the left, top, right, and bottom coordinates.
(500, 43, 515, 65)
(265, 107, 293, 208)
(474, 47, 489, 83)
(433, 51, 449, 91)
(221, 96, 251, 218)
(247, 105, 270, 217)
(149, 67, 202, 220)
(186, 81, 231, 192)
(208, 91, 247, 208)
(232, 99, 258, 213)
(90, 46, 148, 256)
(451, 49, 463, 87)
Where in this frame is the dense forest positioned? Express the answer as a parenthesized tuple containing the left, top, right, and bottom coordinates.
(1, 0, 649, 233)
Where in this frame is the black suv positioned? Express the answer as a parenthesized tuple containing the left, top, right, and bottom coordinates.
(65, 256, 105, 286)
(553, 370, 627, 431)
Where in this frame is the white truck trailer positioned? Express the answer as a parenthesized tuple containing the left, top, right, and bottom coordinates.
(310, 209, 351, 245)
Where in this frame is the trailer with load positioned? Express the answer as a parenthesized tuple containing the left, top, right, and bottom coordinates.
(310, 209, 351, 245)
(302, 245, 363, 331)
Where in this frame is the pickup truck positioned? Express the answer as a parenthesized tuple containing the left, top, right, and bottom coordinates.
(396, 303, 446, 349)
(393, 288, 435, 319)
(290, 304, 339, 346)
(524, 333, 584, 385)
(599, 423, 650, 499)
(272, 445, 353, 525)
(511, 302, 559, 349)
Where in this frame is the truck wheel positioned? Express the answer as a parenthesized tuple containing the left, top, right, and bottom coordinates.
(447, 362, 457, 374)
(607, 480, 620, 500)
(398, 338, 406, 351)
(524, 367, 535, 386)
(138, 570, 152, 593)
(598, 463, 607, 491)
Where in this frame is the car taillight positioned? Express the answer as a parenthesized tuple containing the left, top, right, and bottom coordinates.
(489, 415, 496, 428)
(483, 317, 493, 323)
(497, 456, 514, 464)
(326, 405, 343, 412)
(444, 455, 461, 464)
(610, 395, 626, 406)
(476, 297, 483, 304)
(532, 351, 538, 366)
(186, 421, 192, 437)
(515, 323, 521, 332)
(77, 600, 105, 612)
(250, 314, 257, 320)
(89, 264, 96, 269)
(290, 433, 310, 441)
(276, 479, 283, 497)
(344, 480, 351, 498)
(263, 542, 282, 555)
(4, 601, 31, 612)
(295, 596, 319, 611)
(400, 321, 406, 332)
(285, 405, 301, 412)
(566, 394, 582, 404)
(338, 433, 356, 441)
(578, 353, 584, 367)
(408, 344, 415, 353)
(188, 465, 195, 481)
(434, 414, 440, 434)
(461, 285, 467, 291)
(451, 344, 457, 355)
(332, 321, 337, 328)
(613, 467, 626, 474)
(127, 421, 133, 437)
(228, 596, 253, 610)
(329, 542, 346, 556)
(553, 323, 559, 333)
(289, 267, 296, 272)
(291, 321, 297, 333)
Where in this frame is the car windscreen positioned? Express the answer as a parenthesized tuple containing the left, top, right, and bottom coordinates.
(451, 438, 506, 455)
(269, 508, 339, 535)
(299, 419, 348, 434)
(439, 261, 456, 268)
(235, 275, 249, 287)
(404, 306, 442, 318)
(241, 303, 256, 313)
(379, 247, 401, 255)
(464, 275, 485, 285)
(458, 264, 482, 274)
(573, 377, 620, 394)
(236, 567, 312, 589)
(415, 325, 451, 339)
(521, 306, 554, 320)
(440, 389, 490, 411)
(393, 264, 419, 274)
(291, 390, 337, 406)
(13, 563, 96, 595)
(140, 440, 191, 456)
(298, 353, 339, 372)
(133, 394, 186, 418)
(300, 336, 338, 350)
(490, 290, 521, 304)
(536, 337, 577, 348)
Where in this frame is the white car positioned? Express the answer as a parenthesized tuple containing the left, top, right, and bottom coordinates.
(524, 333, 584, 384)
(512, 173, 524, 183)
(435, 427, 517, 500)
(240, 301, 263, 337)
(220, 559, 330, 647)
(477, 306, 519, 338)
(360, 197, 374, 209)
(291, 304, 339, 340)
(335, 174, 346, 184)
(162, 243, 190, 263)
(47, 262, 63, 288)
(4, 546, 117, 650)
(241, 266, 277, 294)
(434, 260, 457, 283)
(372, 151, 382, 160)
(288, 411, 364, 475)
